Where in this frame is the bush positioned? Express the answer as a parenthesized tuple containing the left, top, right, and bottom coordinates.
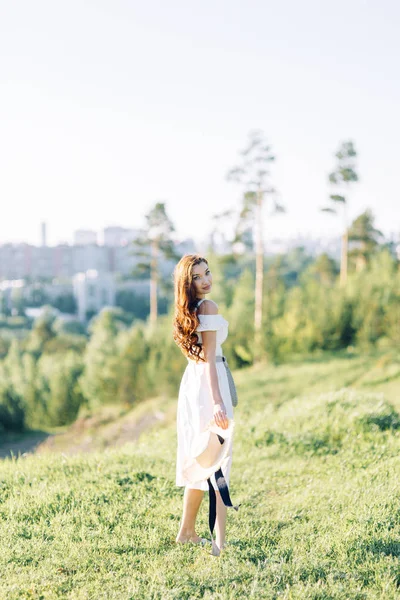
(0, 386, 25, 431)
(37, 352, 85, 426)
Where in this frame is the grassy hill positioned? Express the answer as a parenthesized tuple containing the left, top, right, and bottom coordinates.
(1, 348, 400, 599)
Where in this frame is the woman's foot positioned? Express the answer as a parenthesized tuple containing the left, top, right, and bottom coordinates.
(211, 541, 227, 555)
(175, 533, 208, 545)
(211, 540, 221, 556)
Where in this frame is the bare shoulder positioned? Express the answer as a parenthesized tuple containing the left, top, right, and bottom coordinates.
(198, 299, 219, 315)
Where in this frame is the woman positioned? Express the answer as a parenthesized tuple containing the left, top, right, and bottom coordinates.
(173, 254, 236, 555)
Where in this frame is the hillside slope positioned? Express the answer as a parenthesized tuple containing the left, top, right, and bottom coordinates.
(0, 349, 399, 599)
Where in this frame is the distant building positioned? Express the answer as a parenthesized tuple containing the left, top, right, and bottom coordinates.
(159, 238, 197, 276)
(41, 222, 47, 247)
(0, 244, 113, 279)
(73, 269, 116, 321)
(103, 226, 142, 247)
(74, 229, 98, 245)
(73, 245, 109, 274)
(0, 231, 219, 281)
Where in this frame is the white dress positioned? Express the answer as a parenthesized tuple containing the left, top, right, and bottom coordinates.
(175, 300, 234, 492)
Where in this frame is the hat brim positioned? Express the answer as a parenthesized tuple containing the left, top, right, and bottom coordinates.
(183, 419, 235, 484)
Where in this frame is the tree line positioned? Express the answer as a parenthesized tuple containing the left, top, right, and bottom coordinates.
(134, 131, 394, 365)
(0, 237, 398, 434)
(0, 130, 398, 434)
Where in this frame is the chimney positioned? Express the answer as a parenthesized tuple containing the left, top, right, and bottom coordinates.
(41, 222, 47, 247)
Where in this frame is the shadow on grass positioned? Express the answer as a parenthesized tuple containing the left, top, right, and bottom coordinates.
(359, 408, 400, 431)
(0, 430, 51, 460)
(285, 347, 392, 366)
(364, 539, 400, 558)
(283, 349, 360, 365)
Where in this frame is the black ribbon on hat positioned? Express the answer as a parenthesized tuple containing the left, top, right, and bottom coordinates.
(206, 434, 240, 553)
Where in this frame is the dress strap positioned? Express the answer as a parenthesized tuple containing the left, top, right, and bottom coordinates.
(195, 298, 206, 310)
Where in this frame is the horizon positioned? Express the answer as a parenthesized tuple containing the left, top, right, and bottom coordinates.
(1, 221, 391, 250)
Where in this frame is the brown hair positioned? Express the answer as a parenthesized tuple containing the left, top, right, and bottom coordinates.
(173, 254, 209, 362)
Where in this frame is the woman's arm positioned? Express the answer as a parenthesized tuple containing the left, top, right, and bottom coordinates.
(199, 301, 229, 430)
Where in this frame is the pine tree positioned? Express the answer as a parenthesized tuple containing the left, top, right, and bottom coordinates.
(227, 130, 284, 361)
(322, 140, 359, 286)
(348, 209, 383, 271)
(79, 310, 122, 410)
(131, 202, 179, 324)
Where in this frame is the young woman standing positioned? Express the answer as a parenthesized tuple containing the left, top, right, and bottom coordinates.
(173, 254, 237, 555)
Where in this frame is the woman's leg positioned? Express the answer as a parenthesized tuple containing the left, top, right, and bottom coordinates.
(175, 487, 204, 543)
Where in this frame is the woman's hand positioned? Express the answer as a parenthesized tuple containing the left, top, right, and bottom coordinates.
(213, 401, 229, 430)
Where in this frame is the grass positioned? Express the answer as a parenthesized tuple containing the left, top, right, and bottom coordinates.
(0, 348, 400, 599)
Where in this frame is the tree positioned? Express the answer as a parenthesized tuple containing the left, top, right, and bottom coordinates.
(3, 340, 43, 429)
(10, 287, 25, 316)
(209, 209, 236, 253)
(303, 253, 339, 285)
(200, 249, 234, 310)
(115, 290, 150, 320)
(0, 294, 7, 316)
(79, 309, 122, 409)
(24, 308, 57, 358)
(26, 285, 49, 307)
(227, 130, 284, 360)
(131, 202, 179, 325)
(322, 140, 359, 286)
(348, 209, 383, 271)
(116, 326, 150, 406)
(52, 294, 77, 314)
(225, 269, 255, 367)
(0, 386, 25, 431)
(37, 351, 84, 426)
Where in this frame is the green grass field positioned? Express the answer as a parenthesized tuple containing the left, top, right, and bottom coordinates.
(1, 349, 399, 599)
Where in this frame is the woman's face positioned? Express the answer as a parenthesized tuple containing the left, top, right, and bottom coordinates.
(191, 261, 212, 298)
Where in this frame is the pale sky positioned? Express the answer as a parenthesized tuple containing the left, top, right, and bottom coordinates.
(1, 0, 399, 247)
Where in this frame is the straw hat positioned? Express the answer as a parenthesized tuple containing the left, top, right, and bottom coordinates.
(182, 417, 239, 556)
(183, 418, 235, 485)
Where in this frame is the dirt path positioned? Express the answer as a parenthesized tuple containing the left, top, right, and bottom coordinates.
(37, 411, 165, 456)
(0, 431, 51, 460)
(0, 403, 169, 460)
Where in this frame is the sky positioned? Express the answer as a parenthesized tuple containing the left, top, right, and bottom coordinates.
(1, 0, 399, 247)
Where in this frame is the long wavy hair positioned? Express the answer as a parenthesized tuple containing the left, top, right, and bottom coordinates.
(173, 254, 209, 362)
